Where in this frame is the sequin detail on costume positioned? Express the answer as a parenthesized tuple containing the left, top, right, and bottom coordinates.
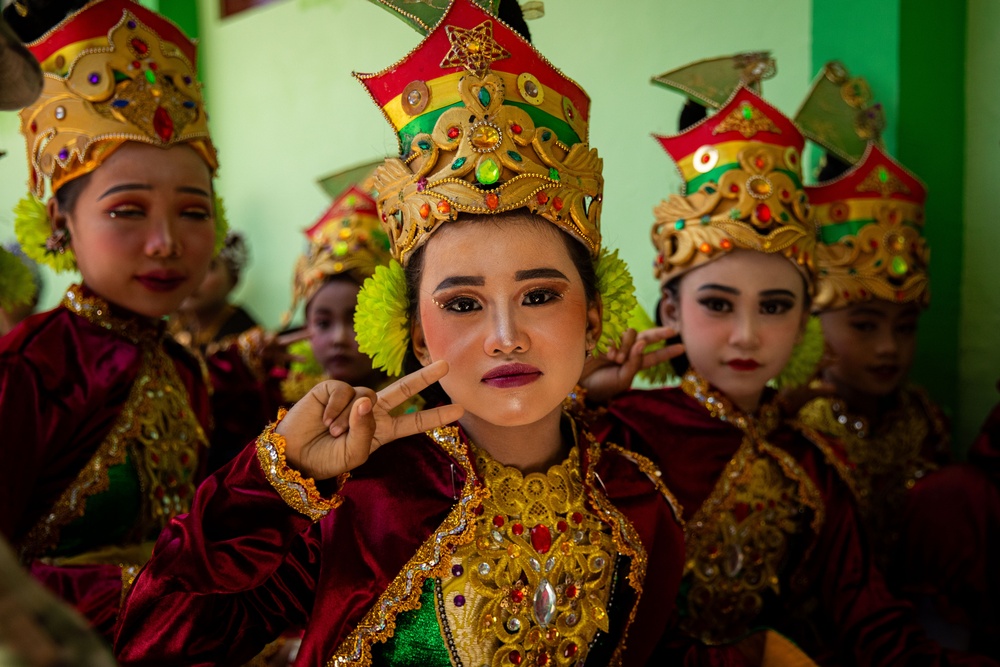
(255, 409, 347, 522)
(678, 371, 825, 645)
(437, 445, 616, 667)
(18, 285, 206, 560)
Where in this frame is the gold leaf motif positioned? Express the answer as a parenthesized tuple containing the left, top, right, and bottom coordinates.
(712, 102, 782, 139)
(440, 20, 511, 78)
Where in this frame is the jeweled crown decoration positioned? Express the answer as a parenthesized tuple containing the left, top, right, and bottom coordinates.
(651, 86, 815, 284)
(808, 143, 928, 310)
(19, 0, 216, 196)
(292, 179, 392, 311)
(794, 61, 886, 164)
(356, 0, 602, 265)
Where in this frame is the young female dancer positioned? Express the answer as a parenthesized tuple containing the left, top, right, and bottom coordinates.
(0, 0, 222, 638)
(115, 2, 685, 665)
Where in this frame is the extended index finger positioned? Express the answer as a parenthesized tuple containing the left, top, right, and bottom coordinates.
(276, 329, 311, 347)
(376, 360, 450, 411)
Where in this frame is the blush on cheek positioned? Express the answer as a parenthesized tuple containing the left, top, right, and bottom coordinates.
(416, 303, 450, 362)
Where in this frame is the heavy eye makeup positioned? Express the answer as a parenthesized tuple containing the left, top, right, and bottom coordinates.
(432, 279, 569, 314)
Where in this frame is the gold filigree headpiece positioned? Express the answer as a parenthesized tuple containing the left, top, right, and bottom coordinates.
(650, 85, 815, 286)
(19, 0, 216, 197)
(808, 143, 929, 310)
(291, 167, 391, 313)
(356, 0, 602, 265)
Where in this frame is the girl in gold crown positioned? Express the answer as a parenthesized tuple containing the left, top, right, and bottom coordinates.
(0, 0, 222, 640)
(790, 63, 1000, 657)
(115, 1, 690, 665)
(584, 61, 996, 664)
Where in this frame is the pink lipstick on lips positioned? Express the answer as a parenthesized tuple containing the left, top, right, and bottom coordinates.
(135, 270, 186, 293)
(481, 363, 542, 388)
(727, 359, 761, 371)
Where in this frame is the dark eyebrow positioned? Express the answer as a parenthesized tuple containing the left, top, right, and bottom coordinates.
(515, 268, 569, 281)
(98, 183, 151, 200)
(97, 184, 212, 200)
(434, 276, 485, 291)
(697, 283, 739, 295)
(760, 289, 797, 299)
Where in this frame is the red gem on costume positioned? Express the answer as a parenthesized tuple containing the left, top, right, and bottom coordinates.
(530, 524, 552, 554)
(563, 643, 578, 659)
(30, 122, 37, 132)
(153, 106, 174, 142)
(896, 290, 905, 301)
(447, 126, 460, 139)
(556, 520, 567, 533)
(719, 239, 732, 250)
(536, 191, 549, 205)
(437, 200, 451, 214)
(511, 123, 523, 135)
(842, 290, 851, 299)
(474, 504, 485, 516)
(493, 515, 505, 528)
(149, 62, 158, 71)
(754, 157, 766, 169)
(859, 288, 868, 298)
(512, 523, 524, 536)
(509, 651, 523, 665)
(571, 512, 583, 524)
(552, 196, 563, 211)
(781, 189, 790, 199)
(729, 184, 739, 193)
(131, 38, 149, 55)
(755, 203, 771, 223)
(791, 244, 798, 255)
(700, 153, 711, 164)
(869, 239, 879, 250)
(131, 60, 141, 69)
(511, 588, 524, 603)
(699, 242, 712, 254)
(419, 203, 430, 219)
(536, 652, 549, 666)
(566, 584, 578, 598)
(486, 192, 500, 210)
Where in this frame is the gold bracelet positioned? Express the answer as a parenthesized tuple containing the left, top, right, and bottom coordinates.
(255, 408, 347, 521)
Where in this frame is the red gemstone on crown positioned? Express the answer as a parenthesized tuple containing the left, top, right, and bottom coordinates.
(486, 192, 500, 210)
(131, 38, 149, 56)
(552, 197, 564, 211)
(493, 515, 505, 528)
(511, 123, 523, 135)
(755, 203, 771, 223)
(153, 106, 174, 142)
(448, 126, 460, 139)
(536, 191, 549, 205)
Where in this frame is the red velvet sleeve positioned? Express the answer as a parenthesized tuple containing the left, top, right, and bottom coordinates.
(114, 441, 322, 667)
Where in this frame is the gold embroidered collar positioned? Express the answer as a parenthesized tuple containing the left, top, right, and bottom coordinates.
(61, 284, 163, 345)
(680, 370, 780, 437)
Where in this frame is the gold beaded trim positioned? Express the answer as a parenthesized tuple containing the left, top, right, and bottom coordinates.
(254, 409, 346, 522)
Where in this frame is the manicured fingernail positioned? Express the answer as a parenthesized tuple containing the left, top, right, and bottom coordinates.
(358, 400, 372, 416)
(330, 426, 343, 437)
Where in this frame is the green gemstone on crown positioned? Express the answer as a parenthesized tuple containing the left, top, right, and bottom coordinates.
(451, 157, 467, 170)
(549, 167, 560, 181)
(478, 87, 491, 106)
(742, 105, 753, 120)
(476, 158, 501, 185)
(891, 255, 909, 276)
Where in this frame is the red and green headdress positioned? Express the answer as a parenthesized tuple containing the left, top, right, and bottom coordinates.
(650, 85, 815, 286)
(356, 0, 601, 266)
(808, 143, 928, 310)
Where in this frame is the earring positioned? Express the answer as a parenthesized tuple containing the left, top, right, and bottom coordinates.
(45, 228, 70, 255)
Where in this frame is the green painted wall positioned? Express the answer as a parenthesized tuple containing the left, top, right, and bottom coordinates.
(960, 0, 1000, 450)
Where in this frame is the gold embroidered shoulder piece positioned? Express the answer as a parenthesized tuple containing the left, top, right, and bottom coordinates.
(797, 390, 943, 565)
(678, 371, 825, 646)
(328, 427, 489, 666)
(19, 286, 207, 561)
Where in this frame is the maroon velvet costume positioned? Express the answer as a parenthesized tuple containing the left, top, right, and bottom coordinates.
(594, 377, 997, 666)
(0, 285, 211, 639)
(114, 418, 687, 666)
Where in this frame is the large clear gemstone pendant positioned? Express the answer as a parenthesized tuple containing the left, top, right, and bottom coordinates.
(532, 577, 557, 628)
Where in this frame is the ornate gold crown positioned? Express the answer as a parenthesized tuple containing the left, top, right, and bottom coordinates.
(291, 172, 391, 312)
(356, 0, 602, 265)
(651, 85, 815, 286)
(808, 143, 929, 310)
(19, 0, 216, 196)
